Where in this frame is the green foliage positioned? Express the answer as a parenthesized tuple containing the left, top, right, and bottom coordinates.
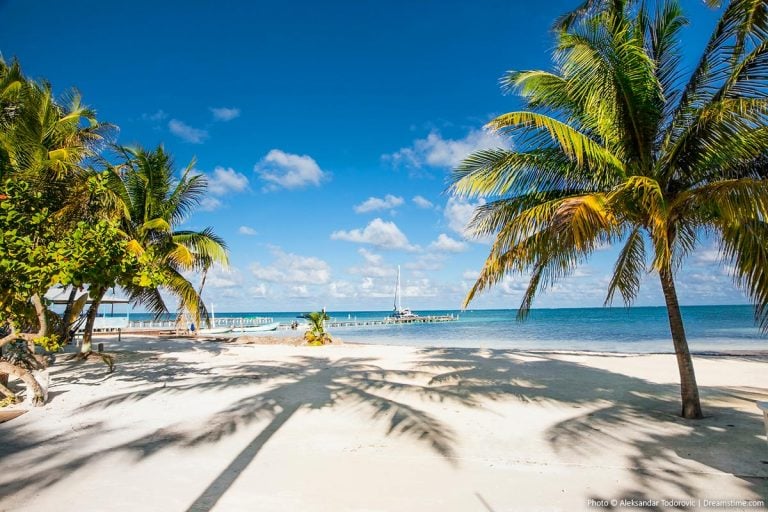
(451, 0, 768, 330)
(0, 178, 163, 335)
(112, 145, 229, 323)
(0, 180, 64, 324)
(302, 311, 332, 345)
(33, 335, 61, 353)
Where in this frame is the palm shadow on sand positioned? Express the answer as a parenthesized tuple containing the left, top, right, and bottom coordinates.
(0, 346, 766, 510)
(413, 347, 768, 504)
(0, 351, 479, 511)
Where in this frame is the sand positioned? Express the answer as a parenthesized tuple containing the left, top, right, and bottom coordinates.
(0, 334, 766, 512)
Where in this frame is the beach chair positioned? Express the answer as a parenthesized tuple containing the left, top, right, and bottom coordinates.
(758, 401, 768, 441)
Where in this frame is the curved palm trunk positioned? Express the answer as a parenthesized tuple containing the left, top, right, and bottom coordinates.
(0, 361, 44, 405)
(659, 268, 703, 419)
(59, 287, 79, 343)
(81, 287, 106, 354)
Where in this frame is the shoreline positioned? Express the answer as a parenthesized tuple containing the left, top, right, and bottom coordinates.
(92, 331, 768, 358)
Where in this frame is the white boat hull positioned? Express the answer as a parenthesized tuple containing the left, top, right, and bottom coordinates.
(231, 322, 281, 333)
(197, 327, 233, 335)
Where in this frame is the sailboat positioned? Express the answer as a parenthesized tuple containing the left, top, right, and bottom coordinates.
(197, 304, 233, 335)
(390, 265, 419, 319)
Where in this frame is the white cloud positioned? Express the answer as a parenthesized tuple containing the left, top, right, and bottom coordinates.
(384, 128, 507, 172)
(329, 280, 356, 298)
(249, 284, 268, 298)
(444, 197, 486, 238)
(331, 218, 418, 251)
(402, 278, 439, 298)
(694, 247, 722, 265)
(429, 233, 468, 253)
(348, 248, 397, 278)
(204, 265, 240, 289)
(412, 195, 434, 209)
(250, 247, 331, 284)
(289, 285, 310, 298)
(462, 269, 479, 281)
(168, 119, 208, 144)
(210, 107, 241, 121)
(404, 253, 444, 272)
(255, 149, 328, 191)
(207, 166, 249, 196)
(354, 194, 404, 214)
(239, 226, 257, 236)
(141, 110, 167, 122)
(199, 197, 222, 211)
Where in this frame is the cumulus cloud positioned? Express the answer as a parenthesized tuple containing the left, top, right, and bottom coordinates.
(238, 226, 257, 236)
(199, 197, 222, 211)
(348, 248, 397, 278)
(462, 269, 479, 281)
(210, 107, 241, 121)
(444, 197, 486, 238)
(255, 149, 328, 191)
(207, 166, 249, 195)
(331, 218, 418, 251)
(204, 265, 240, 289)
(429, 233, 468, 253)
(404, 253, 444, 272)
(412, 195, 434, 209)
(141, 110, 168, 122)
(329, 280, 356, 298)
(354, 194, 404, 214)
(168, 119, 208, 143)
(384, 128, 507, 173)
(250, 247, 331, 284)
(249, 284, 268, 298)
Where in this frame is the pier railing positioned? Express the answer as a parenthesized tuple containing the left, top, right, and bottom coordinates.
(127, 316, 274, 330)
(125, 314, 457, 332)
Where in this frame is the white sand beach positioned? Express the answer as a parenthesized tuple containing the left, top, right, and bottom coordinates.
(0, 335, 766, 512)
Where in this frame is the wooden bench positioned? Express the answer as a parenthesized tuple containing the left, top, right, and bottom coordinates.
(758, 401, 768, 440)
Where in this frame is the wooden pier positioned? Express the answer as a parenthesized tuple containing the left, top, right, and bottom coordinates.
(322, 314, 458, 329)
(125, 314, 458, 333)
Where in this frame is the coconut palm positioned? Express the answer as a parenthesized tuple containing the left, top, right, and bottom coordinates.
(109, 145, 229, 326)
(0, 59, 112, 342)
(450, 0, 768, 419)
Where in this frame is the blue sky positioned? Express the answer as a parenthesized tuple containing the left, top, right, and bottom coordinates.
(1, 1, 751, 312)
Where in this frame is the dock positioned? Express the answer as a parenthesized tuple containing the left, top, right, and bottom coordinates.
(322, 314, 458, 329)
(122, 314, 458, 333)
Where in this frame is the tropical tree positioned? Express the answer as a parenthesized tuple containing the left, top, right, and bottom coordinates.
(450, 0, 768, 419)
(302, 311, 332, 345)
(108, 145, 229, 327)
(0, 58, 117, 398)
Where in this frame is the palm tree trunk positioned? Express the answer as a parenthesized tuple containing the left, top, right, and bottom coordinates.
(29, 294, 48, 353)
(59, 287, 79, 343)
(659, 268, 703, 419)
(0, 361, 44, 405)
(196, 265, 209, 328)
(81, 287, 106, 355)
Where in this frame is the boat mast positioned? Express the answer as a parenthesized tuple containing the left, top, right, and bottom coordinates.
(394, 265, 401, 312)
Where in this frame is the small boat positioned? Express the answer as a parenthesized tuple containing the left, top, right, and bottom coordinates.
(389, 266, 419, 320)
(230, 322, 281, 333)
(197, 326, 233, 335)
(197, 304, 232, 335)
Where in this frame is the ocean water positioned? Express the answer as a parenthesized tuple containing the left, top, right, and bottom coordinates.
(129, 305, 767, 353)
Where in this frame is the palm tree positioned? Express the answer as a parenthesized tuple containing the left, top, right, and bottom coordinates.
(0, 59, 111, 344)
(450, 0, 768, 419)
(109, 145, 229, 328)
(302, 310, 332, 344)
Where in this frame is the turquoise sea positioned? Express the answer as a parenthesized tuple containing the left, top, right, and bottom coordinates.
(129, 305, 767, 353)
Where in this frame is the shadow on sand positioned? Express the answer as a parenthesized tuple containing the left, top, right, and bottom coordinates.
(0, 345, 766, 510)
